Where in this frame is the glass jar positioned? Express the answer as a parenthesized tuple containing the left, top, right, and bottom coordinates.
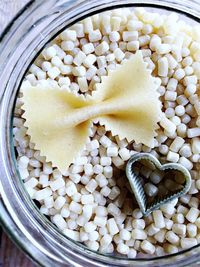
(0, 0, 200, 266)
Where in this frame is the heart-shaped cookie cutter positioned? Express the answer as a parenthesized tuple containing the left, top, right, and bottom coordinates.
(126, 153, 192, 216)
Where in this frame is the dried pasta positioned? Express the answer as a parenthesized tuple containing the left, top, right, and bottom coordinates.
(22, 51, 161, 172)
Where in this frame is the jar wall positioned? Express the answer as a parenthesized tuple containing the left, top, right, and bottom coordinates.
(0, 1, 200, 266)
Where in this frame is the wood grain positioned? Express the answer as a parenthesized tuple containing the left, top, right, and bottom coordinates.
(0, 232, 36, 267)
(0, 2, 37, 266)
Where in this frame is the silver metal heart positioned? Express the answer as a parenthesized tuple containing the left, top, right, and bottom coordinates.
(126, 153, 192, 216)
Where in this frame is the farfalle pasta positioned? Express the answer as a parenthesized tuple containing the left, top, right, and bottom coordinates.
(22, 51, 161, 172)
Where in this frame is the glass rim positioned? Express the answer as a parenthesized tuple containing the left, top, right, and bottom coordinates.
(0, 0, 200, 266)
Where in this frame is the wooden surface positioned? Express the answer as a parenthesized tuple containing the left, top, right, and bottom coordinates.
(0, 2, 36, 266)
(0, 0, 29, 32)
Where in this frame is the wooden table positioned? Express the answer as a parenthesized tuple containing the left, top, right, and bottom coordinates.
(0, 1, 36, 266)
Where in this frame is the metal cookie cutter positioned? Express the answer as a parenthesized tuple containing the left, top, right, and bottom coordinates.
(126, 153, 192, 216)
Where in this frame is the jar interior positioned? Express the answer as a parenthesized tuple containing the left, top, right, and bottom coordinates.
(6, 2, 200, 265)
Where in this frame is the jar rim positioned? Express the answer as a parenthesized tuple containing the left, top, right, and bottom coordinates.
(1, 0, 200, 266)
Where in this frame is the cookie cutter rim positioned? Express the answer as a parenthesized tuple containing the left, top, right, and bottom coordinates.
(126, 152, 192, 216)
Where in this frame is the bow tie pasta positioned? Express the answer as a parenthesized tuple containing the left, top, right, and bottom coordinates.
(22, 51, 161, 172)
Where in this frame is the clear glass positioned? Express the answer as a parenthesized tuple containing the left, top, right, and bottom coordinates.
(0, 0, 200, 266)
